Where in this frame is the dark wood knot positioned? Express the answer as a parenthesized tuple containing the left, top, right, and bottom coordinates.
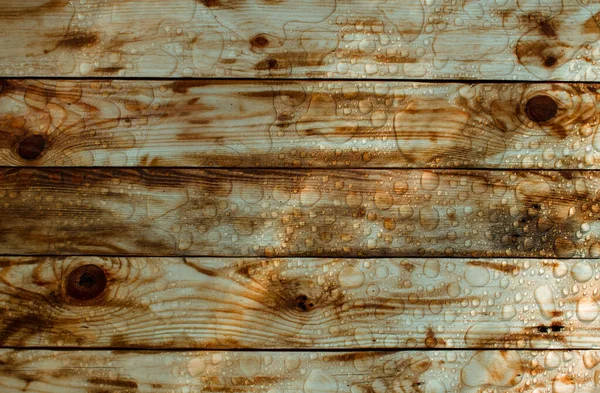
(295, 294, 315, 312)
(18, 135, 46, 160)
(526, 95, 558, 123)
(251, 34, 269, 48)
(65, 265, 107, 301)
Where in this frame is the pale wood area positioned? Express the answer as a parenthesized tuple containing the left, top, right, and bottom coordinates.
(2, 1, 600, 80)
(0, 168, 598, 258)
(2, 349, 599, 392)
(1, 256, 599, 349)
(2, 80, 600, 168)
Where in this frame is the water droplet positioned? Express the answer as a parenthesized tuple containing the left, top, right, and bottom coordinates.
(534, 285, 557, 319)
(552, 374, 575, 393)
(187, 357, 205, 376)
(464, 266, 490, 287)
(576, 297, 599, 322)
(300, 186, 321, 206)
(338, 266, 365, 288)
(461, 351, 522, 387)
(423, 259, 440, 278)
(571, 261, 594, 282)
(304, 369, 338, 393)
(374, 190, 394, 210)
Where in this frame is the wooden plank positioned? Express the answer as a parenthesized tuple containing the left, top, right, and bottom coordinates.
(3, 1, 600, 80)
(0, 168, 599, 258)
(1, 349, 599, 392)
(1, 256, 599, 349)
(2, 80, 600, 168)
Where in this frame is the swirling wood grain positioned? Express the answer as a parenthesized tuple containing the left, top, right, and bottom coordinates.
(2, 1, 600, 79)
(0, 257, 598, 349)
(1, 80, 600, 168)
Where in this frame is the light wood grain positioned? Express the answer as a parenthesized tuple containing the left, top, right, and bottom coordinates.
(3, 1, 600, 80)
(1, 349, 599, 392)
(0, 168, 599, 258)
(1, 256, 599, 349)
(2, 80, 600, 168)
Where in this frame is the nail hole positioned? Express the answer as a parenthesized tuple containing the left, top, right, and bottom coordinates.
(65, 265, 107, 301)
(526, 95, 558, 123)
(18, 135, 46, 160)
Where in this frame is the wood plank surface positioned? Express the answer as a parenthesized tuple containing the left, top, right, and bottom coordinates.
(1, 256, 599, 349)
(2, 349, 599, 392)
(2, 80, 600, 168)
(3, 1, 600, 80)
(0, 168, 599, 258)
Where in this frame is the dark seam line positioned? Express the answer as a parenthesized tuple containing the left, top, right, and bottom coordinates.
(0, 346, 585, 352)
(0, 167, 599, 172)
(0, 254, 595, 260)
(0, 76, 595, 84)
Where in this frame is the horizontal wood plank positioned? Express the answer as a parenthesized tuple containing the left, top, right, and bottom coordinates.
(0, 168, 599, 258)
(1, 349, 599, 392)
(3, 1, 600, 80)
(2, 80, 600, 168)
(1, 257, 599, 349)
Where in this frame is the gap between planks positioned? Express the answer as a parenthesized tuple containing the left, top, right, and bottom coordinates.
(4, 77, 600, 83)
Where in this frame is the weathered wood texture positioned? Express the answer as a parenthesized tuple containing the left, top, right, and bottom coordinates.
(1, 349, 599, 392)
(3, 1, 600, 80)
(1, 256, 599, 349)
(2, 80, 600, 168)
(0, 168, 598, 258)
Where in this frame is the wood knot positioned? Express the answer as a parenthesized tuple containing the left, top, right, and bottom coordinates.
(65, 265, 107, 302)
(526, 95, 558, 123)
(294, 294, 315, 312)
(256, 58, 279, 71)
(18, 135, 46, 160)
(544, 56, 557, 67)
(251, 34, 269, 48)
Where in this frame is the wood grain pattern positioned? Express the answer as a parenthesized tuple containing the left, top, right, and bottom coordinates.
(0, 168, 599, 258)
(1, 256, 599, 349)
(2, 349, 599, 392)
(3, 1, 600, 80)
(2, 80, 600, 168)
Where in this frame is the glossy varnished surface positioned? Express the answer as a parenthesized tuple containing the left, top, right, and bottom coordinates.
(0, 168, 598, 257)
(1, 80, 600, 168)
(0, 257, 599, 349)
(2, 1, 599, 390)
(2, 1, 600, 79)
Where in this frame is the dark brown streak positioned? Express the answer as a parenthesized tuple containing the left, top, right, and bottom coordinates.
(57, 33, 99, 48)
(183, 259, 220, 277)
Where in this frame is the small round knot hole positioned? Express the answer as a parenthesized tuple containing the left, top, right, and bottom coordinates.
(18, 135, 46, 160)
(526, 95, 558, 123)
(65, 265, 107, 301)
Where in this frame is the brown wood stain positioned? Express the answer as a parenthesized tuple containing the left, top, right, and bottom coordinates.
(1, 1, 600, 392)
